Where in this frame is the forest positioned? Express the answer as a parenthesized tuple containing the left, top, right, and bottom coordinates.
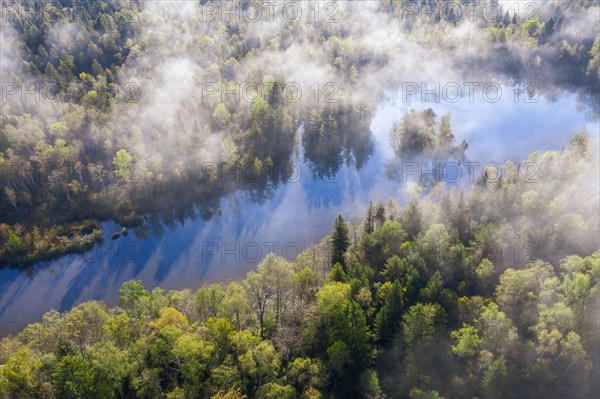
(0, 133, 598, 398)
(0, 1, 599, 398)
(1, 0, 599, 265)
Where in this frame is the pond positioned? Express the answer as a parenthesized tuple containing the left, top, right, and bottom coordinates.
(1, 87, 598, 329)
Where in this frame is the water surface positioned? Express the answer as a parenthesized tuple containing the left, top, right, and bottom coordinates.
(1, 88, 597, 328)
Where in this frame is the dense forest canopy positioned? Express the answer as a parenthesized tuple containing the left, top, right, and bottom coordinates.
(0, 1, 599, 398)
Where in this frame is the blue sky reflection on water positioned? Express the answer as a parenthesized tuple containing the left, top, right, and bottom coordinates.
(1, 88, 598, 326)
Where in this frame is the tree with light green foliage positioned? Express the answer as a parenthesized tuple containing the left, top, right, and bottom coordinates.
(112, 149, 132, 180)
(213, 103, 232, 127)
(48, 121, 69, 138)
(451, 324, 482, 365)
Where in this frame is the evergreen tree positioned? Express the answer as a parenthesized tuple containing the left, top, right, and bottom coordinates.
(401, 201, 422, 240)
(374, 204, 386, 229)
(331, 214, 350, 269)
(364, 201, 375, 234)
(375, 280, 404, 344)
